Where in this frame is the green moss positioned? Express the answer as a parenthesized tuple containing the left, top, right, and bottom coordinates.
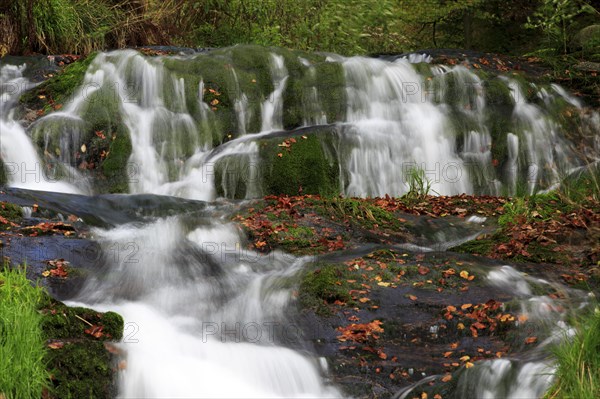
(40, 295, 123, 341)
(313, 61, 346, 123)
(450, 238, 494, 255)
(299, 263, 353, 315)
(101, 130, 132, 193)
(39, 294, 123, 399)
(278, 226, 316, 251)
(0, 201, 23, 225)
(20, 54, 97, 112)
(259, 133, 340, 196)
(45, 341, 116, 399)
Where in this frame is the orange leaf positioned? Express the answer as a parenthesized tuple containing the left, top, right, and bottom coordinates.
(441, 374, 452, 382)
(461, 303, 472, 310)
(408, 295, 417, 301)
(443, 351, 453, 358)
(525, 336, 538, 344)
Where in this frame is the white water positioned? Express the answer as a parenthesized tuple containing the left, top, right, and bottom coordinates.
(342, 57, 472, 197)
(261, 54, 289, 132)
(74, 217, 339, 398)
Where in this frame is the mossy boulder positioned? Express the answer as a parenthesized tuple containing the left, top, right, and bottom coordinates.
(260, 132, 341, 196)
(40, 294, 124, 399)
(215, 127, 344, 198)
(571, 25, 600, 53)
(20, 54, 97, 115)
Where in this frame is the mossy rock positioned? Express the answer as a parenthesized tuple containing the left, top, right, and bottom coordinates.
(571, 25, 600, 52)
(20, 54, 97, 113)
(45, 340, 118, 399)
(40, 295, 123, 340)
(0, 201, 22, 226)
(40, 294, 124, 399)
(299, 263, 353, 315)
(259, 130, 341, 196)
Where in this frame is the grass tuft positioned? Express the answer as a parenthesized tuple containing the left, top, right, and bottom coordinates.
(546, 306, 600, 398)
(0, 265, 48, 399)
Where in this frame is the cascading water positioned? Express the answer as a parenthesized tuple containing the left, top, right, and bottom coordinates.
(1, 46, 599, 398)
(0, 64, 85, 193)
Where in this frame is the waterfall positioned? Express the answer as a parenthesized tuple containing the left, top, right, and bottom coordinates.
(0, 64, 86, 194)
(1, 47, 599, 398)
(9, 47, 592, 199)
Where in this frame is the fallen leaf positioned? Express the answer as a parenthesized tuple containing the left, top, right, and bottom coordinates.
(525, 336, 538, 344)
(441, 374, 452, 382)
(47, 342, 64, 349)
(408, 295, 417, 301)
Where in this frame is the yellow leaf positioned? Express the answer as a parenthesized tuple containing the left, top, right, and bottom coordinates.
(459, 270, 470, 279)
(42, 271, 50, 277)
(359, 297, 370, 303)
(461, 303, 472, 310)
(465, 362, 474, 368)
(459, 355, 470, 362)
(377, 281, 390, 287)
(457, 323, 465, 330)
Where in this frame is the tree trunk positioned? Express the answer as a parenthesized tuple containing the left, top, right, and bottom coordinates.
(463, 10, 473, 49)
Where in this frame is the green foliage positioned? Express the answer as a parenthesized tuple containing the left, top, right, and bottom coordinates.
(0, 266, 49, 399)
(546, 306, 600, 398)
(560, 163, 600, 203)
(525, 0, 596, 54)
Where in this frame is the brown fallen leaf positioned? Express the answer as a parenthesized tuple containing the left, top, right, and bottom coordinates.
(47, 341, 64, 350)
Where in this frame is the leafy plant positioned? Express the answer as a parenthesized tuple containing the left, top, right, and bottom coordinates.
(525, 0, 596, 54)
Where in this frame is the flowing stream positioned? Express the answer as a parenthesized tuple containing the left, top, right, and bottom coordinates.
(1, 48, 599, 397)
